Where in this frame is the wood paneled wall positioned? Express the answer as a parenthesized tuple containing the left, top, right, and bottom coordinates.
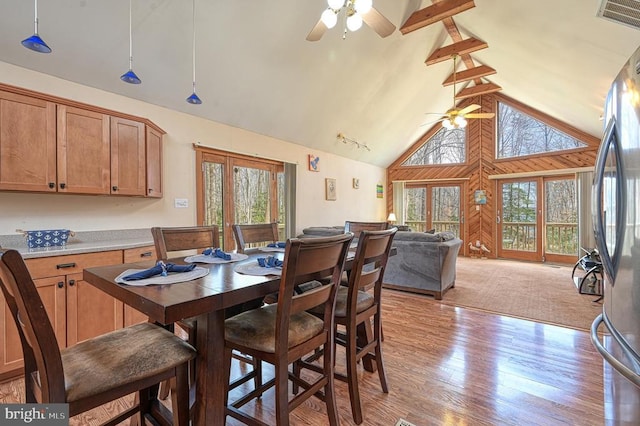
(387, 93, 601, 258)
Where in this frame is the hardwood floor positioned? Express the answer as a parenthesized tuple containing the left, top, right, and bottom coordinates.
(0, 289, 604, 425)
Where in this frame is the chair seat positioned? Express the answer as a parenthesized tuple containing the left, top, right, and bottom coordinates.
(311, 287, 374, 318)
(61, 322, 196, 403)
(225, 304, 324, 353)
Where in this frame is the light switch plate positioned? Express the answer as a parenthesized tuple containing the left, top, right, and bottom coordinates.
(174, 198, 189, 208)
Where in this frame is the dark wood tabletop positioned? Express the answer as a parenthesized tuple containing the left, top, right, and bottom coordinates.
(83, 254, 282, 425)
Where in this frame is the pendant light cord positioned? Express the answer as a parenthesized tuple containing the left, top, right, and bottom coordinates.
(192, 0, 197, 91)
(128, 0, 133, 69)
(33, 0, 39, 34)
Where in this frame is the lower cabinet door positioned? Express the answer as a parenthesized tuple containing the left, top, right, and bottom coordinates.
(66, 272, 124, 346)
(0, 276, 66, 379)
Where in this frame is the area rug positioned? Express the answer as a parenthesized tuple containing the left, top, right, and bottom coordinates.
(436, 257, 603, 331)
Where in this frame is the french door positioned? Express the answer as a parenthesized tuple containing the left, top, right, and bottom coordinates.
(497, 176, 577, 263)
(405, 183, 463, 237)
(196, 148, 284, 250)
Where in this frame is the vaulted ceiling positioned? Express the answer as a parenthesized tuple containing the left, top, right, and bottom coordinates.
(1, 0, 639, 168)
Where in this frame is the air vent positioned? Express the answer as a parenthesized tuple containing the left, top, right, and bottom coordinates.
(598, 0, 640, 30)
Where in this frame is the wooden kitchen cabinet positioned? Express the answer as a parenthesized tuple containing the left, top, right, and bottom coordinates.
(0, 83, 164, 198)
(0, 250, 125, 379)
(57, 105, 111, 194)
(111, 117, 146, 196)
(0, 90, 57, 192)
(145, 126, 163, 198)
(122, 246, 156, 326)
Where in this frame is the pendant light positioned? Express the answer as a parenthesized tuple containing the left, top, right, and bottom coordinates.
(21, 0, 51, 53)
(186, 0, 202, 104)
(121, 0, 141, 84)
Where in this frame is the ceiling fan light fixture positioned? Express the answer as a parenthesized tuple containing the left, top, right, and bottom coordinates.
(346, 13, 363, 31)
(354, 0, 372, 14)
(442, 119, 454, 130)
(321, 8, 338, 28)
(454, 115, 467, 127)
(327, 0, 344, 10)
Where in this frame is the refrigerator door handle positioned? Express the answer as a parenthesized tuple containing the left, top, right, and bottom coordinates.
(591, 314, 640, 388)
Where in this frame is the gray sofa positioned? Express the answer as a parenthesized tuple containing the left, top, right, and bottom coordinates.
(299, 227, 462, 300)
(382, 231, 462, 300)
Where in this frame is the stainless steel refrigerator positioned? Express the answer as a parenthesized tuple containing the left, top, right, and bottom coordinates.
(591, 44, 640, 423)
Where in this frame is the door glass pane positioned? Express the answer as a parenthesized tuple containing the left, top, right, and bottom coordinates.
(233, 166, 271, 224)
(432, 186, 460, 237)
(405, 187, 426, 232)
(502, 181, 537, 251)
(277, 171, 285, 240)
(545, 179, 578, 255)
(202, 161, 224, 247)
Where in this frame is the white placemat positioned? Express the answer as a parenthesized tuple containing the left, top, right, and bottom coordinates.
(259, 247, 285, 253)
(234, 261, 282, 276)
(115, 267, 210, 286)
(184, 253, 249, 264)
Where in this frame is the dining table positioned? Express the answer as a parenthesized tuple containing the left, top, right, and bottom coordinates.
(82, 248, 383, 425)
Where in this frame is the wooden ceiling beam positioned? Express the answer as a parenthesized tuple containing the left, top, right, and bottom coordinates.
(455, 82, 502, 100)
(425, 37, 488, 66)
(442, 65, 496, 86)
(400, 0, 476, 35)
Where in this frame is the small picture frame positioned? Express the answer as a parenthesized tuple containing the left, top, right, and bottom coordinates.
(326, 178, 337, 201)
(308, 154, 320, 172)
(474, 189, 487, 205)
(352, 178, 360, 189)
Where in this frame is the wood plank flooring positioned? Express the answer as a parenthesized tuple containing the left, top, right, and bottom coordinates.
(0, 289, 604, 425)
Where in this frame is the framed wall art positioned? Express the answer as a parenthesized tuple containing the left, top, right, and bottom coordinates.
(308, 154, 320, 172)
(325, 178, 337, 201)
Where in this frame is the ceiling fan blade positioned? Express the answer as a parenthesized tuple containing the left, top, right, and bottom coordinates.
(457, 104, 481, 116)
(420, 117, 446, 127)
(306, 19, 328, 41)
(465, 112, 496, 119)
(362, 7, 396, 38)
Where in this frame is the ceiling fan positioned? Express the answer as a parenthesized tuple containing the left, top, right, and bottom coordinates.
(425, 54, 495, 129)
(306, 0, 396, 41)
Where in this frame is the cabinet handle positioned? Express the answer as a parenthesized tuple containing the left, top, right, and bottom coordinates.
(59, 183, 66, 189)
(68, 279, 75, 286)
(140, 251, 153, 257)
(57, 281, 64, 289)
(49, 182, 55, 189)
(56, 262, 76, 269)
(112, 186, 118, 191)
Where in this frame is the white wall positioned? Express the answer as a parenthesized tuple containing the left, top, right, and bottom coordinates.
(0, 62, 387, 236)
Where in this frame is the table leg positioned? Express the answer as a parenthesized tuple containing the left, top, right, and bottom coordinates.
(193, 309, 226, 425)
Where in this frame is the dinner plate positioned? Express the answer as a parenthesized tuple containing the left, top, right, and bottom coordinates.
(184, 253, 249, 264)
(115, 266, 210, 286)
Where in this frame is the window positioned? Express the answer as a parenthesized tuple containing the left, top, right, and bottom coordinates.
(402, 127, 466, 165)
(497, 101, 587, 158)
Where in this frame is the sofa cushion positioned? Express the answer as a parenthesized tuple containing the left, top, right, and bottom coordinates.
(393, 230, 456, 242)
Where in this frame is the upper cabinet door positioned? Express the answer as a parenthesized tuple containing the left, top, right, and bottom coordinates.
(111, 117, 146, 196)
(57, 105, 111, 194)
(145, 126, 163, 198)
(0, 91, 57, 192)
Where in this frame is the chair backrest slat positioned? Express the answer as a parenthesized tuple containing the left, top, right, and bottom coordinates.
(152, 226, 220, 260)
(232, 223, 279, 253)
(344, 221, 388, 239)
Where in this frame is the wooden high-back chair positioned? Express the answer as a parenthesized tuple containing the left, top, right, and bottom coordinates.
(232, 222, 279, 253)
(223, 233, 354, 426)
(0, 249, 195, 425)
(308, 227, 397, 424)
(151, 225, 220, 259)
(344, 221, 389, 238)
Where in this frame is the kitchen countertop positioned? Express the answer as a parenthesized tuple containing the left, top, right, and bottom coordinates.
(0, 229, 154, 259)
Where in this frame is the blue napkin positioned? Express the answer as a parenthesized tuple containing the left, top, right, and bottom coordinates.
(257, 256, 283, 268)
(122, 261, 196, 281)
(202, 247, 231, 260)
(267, 242, 286, 248)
